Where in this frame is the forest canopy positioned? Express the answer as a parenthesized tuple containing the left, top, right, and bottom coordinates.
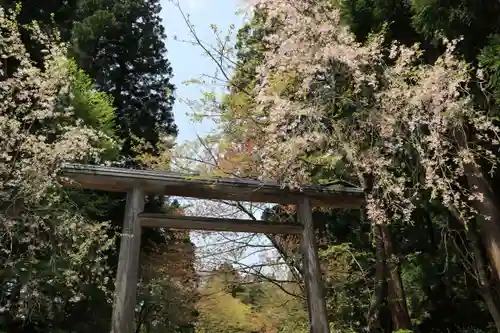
(183, 0, 500, 332)
(3, 0, 500, 332)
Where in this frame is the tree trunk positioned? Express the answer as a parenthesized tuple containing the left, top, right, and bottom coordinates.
(381, 225, 412, 331)
(367, 222, 412, 333)
(468, 225, 500, 333)
(448, 205, 500, 332)
(463, 160, 500, 282)
(367, 223, 390, 333)
(331, 134, 412, 332)
(455, 128, 500, 281)
(361, 174, 411, 332)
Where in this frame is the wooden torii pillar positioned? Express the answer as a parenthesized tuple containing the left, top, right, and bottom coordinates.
(61, 164, 364, 333)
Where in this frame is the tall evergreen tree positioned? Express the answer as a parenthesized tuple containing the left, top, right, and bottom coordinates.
(72, 0, 177, 163)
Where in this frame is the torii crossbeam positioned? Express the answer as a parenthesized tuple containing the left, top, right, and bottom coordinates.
(61, 164, 365, 333)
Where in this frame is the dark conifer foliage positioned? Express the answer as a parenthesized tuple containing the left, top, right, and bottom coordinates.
(72, 0, 177, 160)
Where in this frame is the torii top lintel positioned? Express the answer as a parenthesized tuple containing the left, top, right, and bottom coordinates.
(61, 163, 364, 208)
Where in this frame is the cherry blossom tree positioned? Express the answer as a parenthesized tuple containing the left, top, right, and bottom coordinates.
(236, 0, 500, 330)
(0, 7, 116, 326)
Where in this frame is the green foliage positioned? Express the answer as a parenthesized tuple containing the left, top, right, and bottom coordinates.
(0, 0, 192, 332)
(0, 9, 116, 331)
(136, 237, 198, 333)
(66, 60, 121, 160)
(67, 61, 115, 135)
(221, 0, 500, 330)
(409, 0, 500, 49)
(333, 0, 416, 46)
(479, 34, 500, 104)
(195, 267, 308, 333)
(71, 0, 177, 160)
(7, 0, 500, 331)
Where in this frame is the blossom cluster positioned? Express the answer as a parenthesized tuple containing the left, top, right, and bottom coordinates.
(240, 0, 499, 224)
(0, 8, 115, 318)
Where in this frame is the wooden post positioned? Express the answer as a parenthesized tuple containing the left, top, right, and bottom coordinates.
(111, 188, 145, 333)
(298, 197, 330, 333)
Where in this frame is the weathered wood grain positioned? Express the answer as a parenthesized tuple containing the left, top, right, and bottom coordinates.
(60, 164, 364, 208)
(111, 188, 144, 333)
(58, 163, 364, 333)
(298, 197, 331, 333)
(139, 213, 303, 234)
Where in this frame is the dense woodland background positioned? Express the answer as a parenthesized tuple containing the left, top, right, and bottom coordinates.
(2, 0, 500, 332)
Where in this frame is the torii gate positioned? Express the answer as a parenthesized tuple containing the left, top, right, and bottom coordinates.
(61, 164, 364, 333)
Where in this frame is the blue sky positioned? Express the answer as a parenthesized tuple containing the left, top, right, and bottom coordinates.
(160, 0, 247, 142)
(157, 1, 278, 271)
